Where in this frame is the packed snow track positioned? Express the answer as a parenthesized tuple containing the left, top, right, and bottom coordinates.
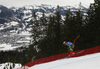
(29, 53, 100, 69)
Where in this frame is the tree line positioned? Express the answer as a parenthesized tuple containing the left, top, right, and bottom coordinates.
(0, 47, 27, 65)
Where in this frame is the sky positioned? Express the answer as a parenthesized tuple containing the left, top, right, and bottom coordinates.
(0, 0, 94, 8)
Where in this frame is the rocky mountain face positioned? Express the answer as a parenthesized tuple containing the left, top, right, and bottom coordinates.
(0, 4, 88, 51)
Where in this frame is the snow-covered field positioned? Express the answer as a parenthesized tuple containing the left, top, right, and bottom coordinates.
(29, 53, 100, 69)
(0, 30, 31, 51)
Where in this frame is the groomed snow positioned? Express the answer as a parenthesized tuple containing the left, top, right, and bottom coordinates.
(29, 53, 100, 69)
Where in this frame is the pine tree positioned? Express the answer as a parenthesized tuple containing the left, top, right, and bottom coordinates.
(28, 12, 41, 60)
(54, 5, 62, 54)
(37, 15, 56, 58)
(30, 12, 41, 44)
(46, 15, 55, 39)
(37, 6, 63, 58)
(73, 8, 84, 50)
(84, 0, 100, 47)
(93, 0, 100, 45)
(62, 9, 73, 41)
(40, 12, 48, 38)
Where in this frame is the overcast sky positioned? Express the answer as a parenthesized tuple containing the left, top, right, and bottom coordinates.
(0, 0, 94, 8)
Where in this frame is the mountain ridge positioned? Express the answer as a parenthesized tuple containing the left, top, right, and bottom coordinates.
(0, 4, 88, 51)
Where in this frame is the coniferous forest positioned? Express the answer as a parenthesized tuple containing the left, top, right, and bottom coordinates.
(1, 0, 100, 66)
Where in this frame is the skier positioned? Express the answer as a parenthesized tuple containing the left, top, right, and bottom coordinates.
(63, 35, 80, 55)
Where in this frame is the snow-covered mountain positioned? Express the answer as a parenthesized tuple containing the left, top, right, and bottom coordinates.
(0, 4, 88, 51)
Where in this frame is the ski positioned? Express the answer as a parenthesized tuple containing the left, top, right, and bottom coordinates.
(65, 50, 84, 58)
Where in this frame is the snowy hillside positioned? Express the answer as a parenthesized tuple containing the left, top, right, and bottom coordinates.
(29, 53, 100, 69)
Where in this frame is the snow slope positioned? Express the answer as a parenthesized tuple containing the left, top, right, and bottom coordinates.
(29, 53, 100, 69)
